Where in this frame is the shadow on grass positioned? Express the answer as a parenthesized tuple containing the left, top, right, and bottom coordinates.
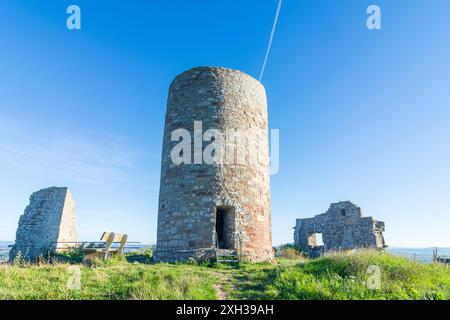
(229, 265, 281, 300)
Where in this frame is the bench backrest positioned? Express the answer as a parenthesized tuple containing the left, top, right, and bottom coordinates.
(100, 232, 128, 254)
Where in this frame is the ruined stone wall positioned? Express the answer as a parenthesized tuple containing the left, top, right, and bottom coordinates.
(294, 201, 386, 256)
(154, 66, 273, 262)
(9, 187, 78, 261)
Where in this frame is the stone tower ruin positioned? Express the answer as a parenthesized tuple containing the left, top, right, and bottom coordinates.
(154, 66, 273, 262)
(294, 201, 386, 257)
(9, 187, 78, 261)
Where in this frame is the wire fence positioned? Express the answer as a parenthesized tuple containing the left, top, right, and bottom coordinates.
(0, 242, 153, 262)
(50, 241, 144, 252)
(2, 243, 449, 264)
(387, 248, 450, 264)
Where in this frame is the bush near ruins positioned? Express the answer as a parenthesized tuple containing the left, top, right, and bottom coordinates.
(53, 248, 84, 264)
(277, 244, 306, 260)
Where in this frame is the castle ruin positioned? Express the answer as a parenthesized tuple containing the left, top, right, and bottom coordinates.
(154, 66, 273, 262)
(9, 187, 78, 262)
(294, 201, 386, 257)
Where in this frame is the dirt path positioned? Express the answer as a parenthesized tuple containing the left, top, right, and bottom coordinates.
(211, 270, 236, 300)
(213, 283, 227, 300)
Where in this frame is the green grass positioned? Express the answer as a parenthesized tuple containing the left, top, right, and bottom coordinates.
(229, 250, 450, 300)
(0, 258, 217, 300)
(0, 250, 448, 300)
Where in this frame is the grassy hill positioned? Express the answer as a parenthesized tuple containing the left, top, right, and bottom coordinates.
(0, 250, 448, 300)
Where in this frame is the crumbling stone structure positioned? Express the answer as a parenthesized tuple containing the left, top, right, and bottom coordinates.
(294, 201, 386, 257)
(154, 66, 273, 262)
(9, 187, 78, 261)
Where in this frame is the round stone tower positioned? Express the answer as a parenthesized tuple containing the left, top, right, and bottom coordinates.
(154, 66, 273, 262)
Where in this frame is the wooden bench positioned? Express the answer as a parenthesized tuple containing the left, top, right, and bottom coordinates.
(82, 232, 128, 263)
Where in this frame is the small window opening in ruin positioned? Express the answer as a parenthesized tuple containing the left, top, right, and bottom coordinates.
(315, 233, 324, 246)
(215, 206, 235, 249)
(340, 209, 346, 216)
(308, 232, 324, 247)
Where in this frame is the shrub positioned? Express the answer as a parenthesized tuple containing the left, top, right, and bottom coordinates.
(53, 248, 84, 264)
(277, 244, 306, 260)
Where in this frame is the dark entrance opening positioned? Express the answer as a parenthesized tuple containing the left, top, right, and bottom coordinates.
(216, 207, 226, 249)
(215, 207, 234, 249)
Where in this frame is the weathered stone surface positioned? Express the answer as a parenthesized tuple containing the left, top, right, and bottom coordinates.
(294, 201, 386, 257)
(154, 66, 273, 263)
(9, 187, 78, 261)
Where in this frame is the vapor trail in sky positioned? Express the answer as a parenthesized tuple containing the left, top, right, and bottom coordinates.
(259, 0, 283, 82)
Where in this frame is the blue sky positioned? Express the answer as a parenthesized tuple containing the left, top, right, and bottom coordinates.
(0, 0, 449, 247)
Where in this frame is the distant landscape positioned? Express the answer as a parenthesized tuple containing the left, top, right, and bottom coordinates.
(387, 247, 450, 263)
(0, 242, 12, 262)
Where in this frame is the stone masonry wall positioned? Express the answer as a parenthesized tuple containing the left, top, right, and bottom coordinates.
(294, 201, 386, 256)
(154, 66, 273, 262)
(9, 187, 78, 261)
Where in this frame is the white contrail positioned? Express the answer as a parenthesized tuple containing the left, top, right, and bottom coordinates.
(259, 0, 283, 82)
